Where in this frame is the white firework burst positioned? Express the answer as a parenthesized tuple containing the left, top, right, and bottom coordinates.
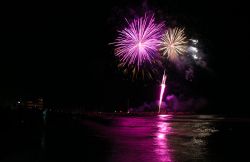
(160, 28, 187, 62)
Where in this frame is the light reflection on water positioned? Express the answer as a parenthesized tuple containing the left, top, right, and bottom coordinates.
(154, 115, 173, 162)
(83, 115, 220, 162)
(3, 113, 250, 162)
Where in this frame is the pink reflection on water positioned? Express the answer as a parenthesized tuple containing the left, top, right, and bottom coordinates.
(157, 133, 165, 139)
(154, 115, 173, 162)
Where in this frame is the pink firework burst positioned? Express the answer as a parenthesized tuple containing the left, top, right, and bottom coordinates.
(113, 14, 164, 70)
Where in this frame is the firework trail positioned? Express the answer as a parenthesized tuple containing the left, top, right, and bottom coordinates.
(160, 28, 187, 62)
(159, 71, 167, 113)
(118, 58, 163, 80)
(113, 14, 164, 70)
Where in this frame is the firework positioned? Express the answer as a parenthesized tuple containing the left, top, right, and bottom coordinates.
(159, 71, 167, 113)
(160, 28, 187, 62)
(113, 14, 164, 70)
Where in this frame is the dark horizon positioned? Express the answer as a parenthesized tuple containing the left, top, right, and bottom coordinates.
(1, 0, 250, 114)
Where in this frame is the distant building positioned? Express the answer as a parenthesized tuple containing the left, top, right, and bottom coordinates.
(17, 97, 44, 110)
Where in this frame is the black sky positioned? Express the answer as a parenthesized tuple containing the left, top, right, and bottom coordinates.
(1, 0, 250, 113)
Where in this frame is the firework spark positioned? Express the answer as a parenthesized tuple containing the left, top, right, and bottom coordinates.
(160, 28, 187, 62)
(113, 14, 164, 70)
(159, 71, 167, 113)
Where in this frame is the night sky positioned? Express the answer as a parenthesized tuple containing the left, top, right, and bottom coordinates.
(1, 0, 249, 114)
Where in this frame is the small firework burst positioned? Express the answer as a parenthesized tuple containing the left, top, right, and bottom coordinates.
(160, 28, 187, 62)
